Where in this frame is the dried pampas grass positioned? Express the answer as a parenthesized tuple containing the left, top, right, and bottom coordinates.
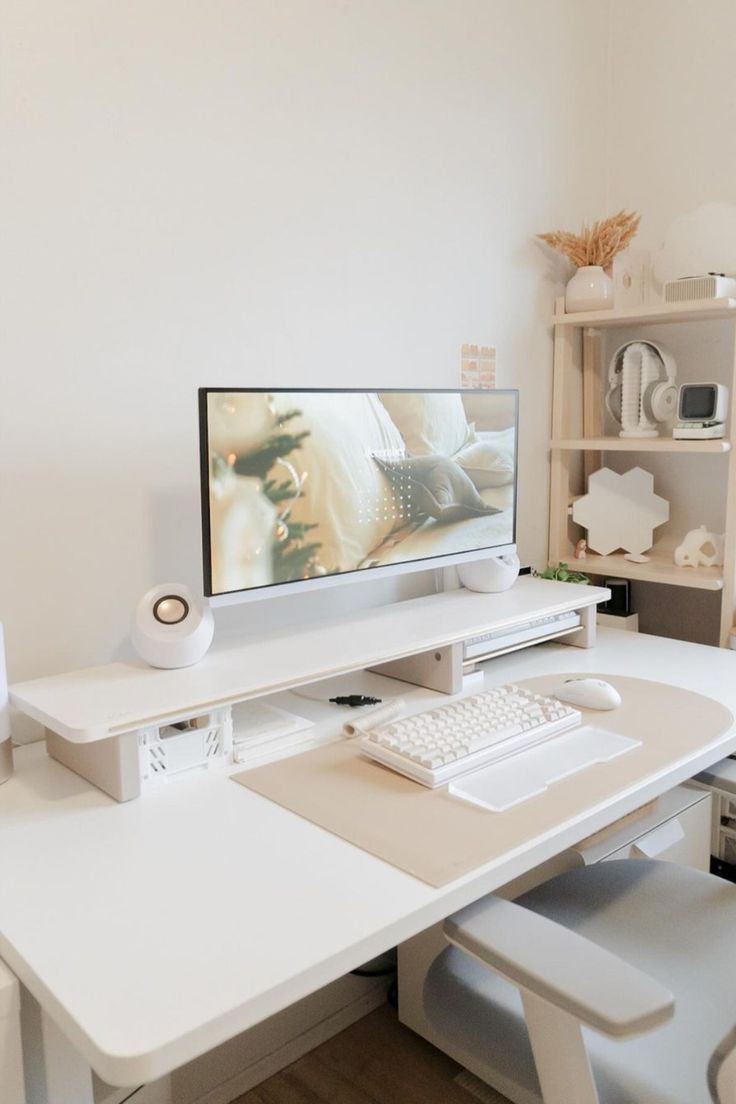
(538, 210, 641, 269)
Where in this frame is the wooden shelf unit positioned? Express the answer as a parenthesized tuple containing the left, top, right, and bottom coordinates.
(548, 297, 736, 645)
(575, 547, 724, 592)
(553, 298, 736, 328)
(551, 437, 731, 454)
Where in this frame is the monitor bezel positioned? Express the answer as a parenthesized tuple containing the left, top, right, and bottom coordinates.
(198, 387, 519, 605)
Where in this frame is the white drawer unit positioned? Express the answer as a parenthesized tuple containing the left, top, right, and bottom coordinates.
(573, 783, 711, 869)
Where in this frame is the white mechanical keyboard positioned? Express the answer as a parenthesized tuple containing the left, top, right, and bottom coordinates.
(359, 684, 581, 788)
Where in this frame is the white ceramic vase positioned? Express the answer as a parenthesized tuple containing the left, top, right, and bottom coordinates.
(565, 265, 614, 312)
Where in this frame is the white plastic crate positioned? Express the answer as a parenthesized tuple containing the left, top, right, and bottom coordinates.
(138, 706, 233, 790)
(47, 703, 235, 801)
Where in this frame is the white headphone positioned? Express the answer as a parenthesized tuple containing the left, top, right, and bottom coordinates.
(605, 341, 678, 426)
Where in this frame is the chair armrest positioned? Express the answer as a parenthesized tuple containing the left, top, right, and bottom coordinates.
(444, 895, 674, 1039)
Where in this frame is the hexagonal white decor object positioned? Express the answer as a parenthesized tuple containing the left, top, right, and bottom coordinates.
(572, 467, 669, 556)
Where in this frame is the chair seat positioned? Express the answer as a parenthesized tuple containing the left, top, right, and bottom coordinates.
(425, 860, 736, 1104)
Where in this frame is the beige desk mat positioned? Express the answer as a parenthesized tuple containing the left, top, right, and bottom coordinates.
(234, 674, 733, 887)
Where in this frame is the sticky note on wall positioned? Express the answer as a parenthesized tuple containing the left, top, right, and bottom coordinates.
(461, 344, 496, 389)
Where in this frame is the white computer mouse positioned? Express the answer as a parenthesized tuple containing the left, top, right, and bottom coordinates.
(553, 678, 622, 711)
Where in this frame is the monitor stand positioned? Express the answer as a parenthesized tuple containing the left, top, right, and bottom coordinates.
(370, 644, 464, 694)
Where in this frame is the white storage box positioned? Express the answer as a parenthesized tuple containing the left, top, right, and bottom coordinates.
(138, 708, 232, 788)
(46, 705, 233, 802)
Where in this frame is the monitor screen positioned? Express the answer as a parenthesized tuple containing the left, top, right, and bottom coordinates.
(199, 388, 518, 601)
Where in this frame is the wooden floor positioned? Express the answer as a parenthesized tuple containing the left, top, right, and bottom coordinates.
(232, 1003, 511, 1104)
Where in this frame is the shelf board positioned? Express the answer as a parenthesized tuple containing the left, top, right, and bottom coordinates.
(553, 298, 736, 328)
(551, 436, 731, 454)
(572, 545, 723, 591)
(9, 576, 609, 743)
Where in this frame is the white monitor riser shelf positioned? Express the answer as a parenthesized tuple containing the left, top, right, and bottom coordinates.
(10, 577, 609, 801)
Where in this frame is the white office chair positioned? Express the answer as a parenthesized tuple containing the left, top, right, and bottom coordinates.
(423, 859, 736, 1104)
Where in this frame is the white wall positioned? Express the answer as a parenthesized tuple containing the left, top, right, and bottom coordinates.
(607, 0, 736, 281)
(1, 1, 609, 718)
(606, 0, 736, 643)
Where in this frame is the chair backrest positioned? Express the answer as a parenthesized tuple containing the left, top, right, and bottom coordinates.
(709, 1027, 736, 1104)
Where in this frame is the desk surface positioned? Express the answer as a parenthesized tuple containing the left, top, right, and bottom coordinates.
(2, 629, 736, 1086)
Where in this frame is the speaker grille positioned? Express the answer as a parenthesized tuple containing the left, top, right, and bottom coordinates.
(665, 276, 718, 303)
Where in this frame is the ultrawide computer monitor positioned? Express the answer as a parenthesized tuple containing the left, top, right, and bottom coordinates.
(199, 388, 518, 603)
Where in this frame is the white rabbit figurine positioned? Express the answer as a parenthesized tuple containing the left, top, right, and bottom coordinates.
(674, 525, 724, 568)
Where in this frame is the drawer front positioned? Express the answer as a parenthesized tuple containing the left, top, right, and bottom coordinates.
(603, 797, 711, 870)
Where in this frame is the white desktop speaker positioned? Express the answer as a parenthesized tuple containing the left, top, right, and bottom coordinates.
(0, 624, 13, 785)
(457, 553, 520, 594)
(131, 584, 214, 669)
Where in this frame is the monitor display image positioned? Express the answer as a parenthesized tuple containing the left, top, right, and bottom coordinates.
(199, 388, 518, 600)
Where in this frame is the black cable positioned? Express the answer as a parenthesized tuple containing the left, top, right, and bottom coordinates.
(350, 964, 397, 977)
(330, 695, 382, 707)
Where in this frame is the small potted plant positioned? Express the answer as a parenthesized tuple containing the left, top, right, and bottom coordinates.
(538, 210, 641, 313)
(534, 562, 590, 585)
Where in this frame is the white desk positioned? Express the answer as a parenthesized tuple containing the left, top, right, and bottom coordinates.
(1, 629, 736, 1091)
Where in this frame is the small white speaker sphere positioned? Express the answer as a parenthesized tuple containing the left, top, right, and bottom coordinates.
(132, 584, 214, 669)
(457, 553, 520, 594)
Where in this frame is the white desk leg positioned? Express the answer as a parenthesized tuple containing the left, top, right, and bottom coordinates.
(0, 959, 25, 1104)
(21, 990, 172, 1104)
(39, 1009, 94, 1104)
